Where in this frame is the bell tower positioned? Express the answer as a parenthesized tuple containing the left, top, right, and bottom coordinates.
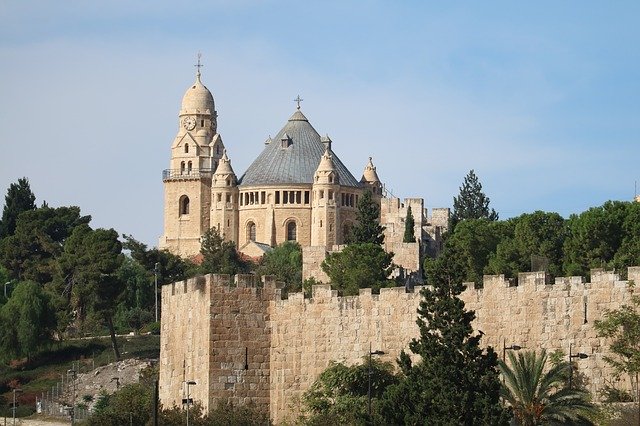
(159, 59, 225, 257)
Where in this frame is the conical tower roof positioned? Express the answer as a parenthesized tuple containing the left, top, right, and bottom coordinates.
(214, 150, 235, 176)
(361, 157, 380, 183)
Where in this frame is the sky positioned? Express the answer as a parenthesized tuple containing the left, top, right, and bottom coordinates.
(1, 1, 639, 247)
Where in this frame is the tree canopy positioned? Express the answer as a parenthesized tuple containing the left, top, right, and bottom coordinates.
(322, 243, 394, 295)
(451, 169, 498, 229)
(348, 190, 385, 245)
(403, 206, 416, 243)
(199, 227, 247, 275)
(0, 177, 36, 239)
(255, 241, 302, 293)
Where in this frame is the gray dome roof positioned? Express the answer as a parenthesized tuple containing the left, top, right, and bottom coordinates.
(238, 109, 361, 187)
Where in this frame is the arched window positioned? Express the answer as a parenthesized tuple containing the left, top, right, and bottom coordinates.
(343, 223, 352, 242)
(287, 221, 297, 241)
(179, 195, 190, 215)
(187, 161, 192, 173)
(247, 222, 256, 242)
(180, 161, 185, 174)
(184, 143, 189, 154)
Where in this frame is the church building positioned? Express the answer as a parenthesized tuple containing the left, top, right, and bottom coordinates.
(159, 67, 448, 276)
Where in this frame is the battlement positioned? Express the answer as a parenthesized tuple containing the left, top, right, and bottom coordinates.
(165, 273, 283, 298)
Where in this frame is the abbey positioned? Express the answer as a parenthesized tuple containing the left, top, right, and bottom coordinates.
(159, 68, 448, 271)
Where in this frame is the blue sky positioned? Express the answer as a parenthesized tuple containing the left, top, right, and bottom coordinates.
(1, 1, 638, 247)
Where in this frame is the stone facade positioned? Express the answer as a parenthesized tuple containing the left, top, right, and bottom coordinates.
(159, 267, 640, 424)
(159, 70, 448, 275)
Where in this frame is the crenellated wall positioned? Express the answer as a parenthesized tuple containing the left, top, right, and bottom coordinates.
(160, 267, 640, 424)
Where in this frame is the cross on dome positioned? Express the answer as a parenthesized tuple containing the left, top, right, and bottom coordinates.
(294, 95, 303, 110)
(195, 52, 203, 78)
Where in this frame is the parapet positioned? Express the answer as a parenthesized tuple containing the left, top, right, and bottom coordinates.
(164, 273, 283, 299)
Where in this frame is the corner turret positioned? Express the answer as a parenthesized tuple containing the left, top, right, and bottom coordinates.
(311, 149, 340, 247)
(211, 150, 239, 243)
(360, 157, 383, 197)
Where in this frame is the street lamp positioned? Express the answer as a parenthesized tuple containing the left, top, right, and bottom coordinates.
(12, 388, 23, 426)
(568, 343, 588, 389)
(4, 281, 11, 298)
(368, 343, 385, 419)
(502, 338, 522, 361)
(68, 368, 77, 426)
(184, 380, 196, 426)
(154, 262, 160, 322)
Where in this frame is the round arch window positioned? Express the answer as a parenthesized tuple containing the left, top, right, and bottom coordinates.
(286, 221, 297, 241)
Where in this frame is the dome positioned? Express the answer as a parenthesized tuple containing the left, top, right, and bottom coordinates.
(180, 72, 215, 114)
(238, 109, 360, 187)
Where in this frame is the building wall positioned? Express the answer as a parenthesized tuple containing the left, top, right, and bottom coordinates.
(160, 267, 640, 423)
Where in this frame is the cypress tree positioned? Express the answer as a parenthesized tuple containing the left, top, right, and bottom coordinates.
(348, 190, 385, 245)
(403, 206, 416, 243)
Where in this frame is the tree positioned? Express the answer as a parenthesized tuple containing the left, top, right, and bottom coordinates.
(450, 169, 498, 229)
(0, 205, 91, 282)
(54, 225, 125, 358)
(499, 350, 596, 425)
(425, 218, 508, 285)
(301, 359, 398, 425)
(0, 178, 36, 239)
(486, 211, 566, 278)
(0, 280, 56, 361)
(321, 243, 394, 295)
(563, 201, 627, 277)
(595, 291, 640, 403)
(199, 228, 247, 275)
(348, 190, 385, 245)
(255, 241, 302, 293)
(381, 247, 509, 425)
(403, 206, 416, 243)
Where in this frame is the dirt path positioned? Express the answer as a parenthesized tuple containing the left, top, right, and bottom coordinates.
(0, 418, 69, 426)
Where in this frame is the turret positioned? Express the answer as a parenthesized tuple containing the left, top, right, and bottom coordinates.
(311, 148, 339, 248)
(210, 150, 239, 243)
(360, 157, 383, 199)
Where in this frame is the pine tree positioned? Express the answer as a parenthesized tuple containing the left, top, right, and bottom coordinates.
(381, 246, 510, 425)
(403, 206, 416, 243)
(0, 177, 36, 239)
(348, 190, 385, 245)
(451, 170, 498, 229)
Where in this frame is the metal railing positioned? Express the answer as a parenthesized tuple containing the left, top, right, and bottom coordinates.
(162, 168, 213, 180)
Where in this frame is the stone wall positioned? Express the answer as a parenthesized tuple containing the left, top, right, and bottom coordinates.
(160, 267, 640, 424)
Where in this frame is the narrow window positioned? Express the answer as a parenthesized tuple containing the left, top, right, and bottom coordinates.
(180, 162, 185, 174)
(217, 193, 222, 202)
(341, 193, 345, 206)
(287, 221, 297, 241)
(247, 222, 256, 242)
(261, 191, 266, 204)
(187, 161, 192, 173)
(226, 178, 231, 186)
(179, 195, 190, 215)
(201, 119, 204, 127)
(296, 191, 301, 204)
(320, 220, 323, 228)
(184, 143, 189, 154)
(320, 190, 324, 199)
(226, 194, 231, 203)
(275, 191, 280, 204)
(329, 190, 333, 200)
(283, 191, 289, 204)
(304, 191, 309, 204)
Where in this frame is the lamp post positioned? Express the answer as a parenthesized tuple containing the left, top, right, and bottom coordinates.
(68, 368, 77, 426)
(12, 388, 23, 426)
(185, 380, 196, 426)
(4, 281, 11, 298)
(568, 343, 588, 389)
(368, 343, 385, 419)
(502, 338, 522, 362)
(154, 262, 160, 322)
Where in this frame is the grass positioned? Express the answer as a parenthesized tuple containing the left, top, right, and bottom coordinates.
(0, 334, 160, 417)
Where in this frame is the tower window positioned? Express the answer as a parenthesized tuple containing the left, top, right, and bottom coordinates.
(184, 144, 189, 154)
(247, 222, 256, 242)
(217, 193, 222, 202)
(287, 221, 297, 241)
(187, 161, 192, 173)
(179, 195, 190, 215)
(217, 145, 221, 155)
(180, 161, 185, 174)
(275, 192, 280, 204)
(304, 191, 309, 204)
(201, 119, 204, 127)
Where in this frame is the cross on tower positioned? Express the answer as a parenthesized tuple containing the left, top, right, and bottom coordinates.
(195, 52, 203, 77)
(294, 95, 303, 110)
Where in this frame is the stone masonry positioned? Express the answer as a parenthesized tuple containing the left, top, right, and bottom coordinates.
(160, 267, 640, 424)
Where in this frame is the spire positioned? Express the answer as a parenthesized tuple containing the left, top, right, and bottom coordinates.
(214, 149, 236, 178)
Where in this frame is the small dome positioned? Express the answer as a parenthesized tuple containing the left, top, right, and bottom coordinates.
(181, 72, 215, 114)
(214, 150, 236, 176)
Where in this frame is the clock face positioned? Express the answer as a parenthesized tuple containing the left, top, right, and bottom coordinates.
(182, 116, 196, 131)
